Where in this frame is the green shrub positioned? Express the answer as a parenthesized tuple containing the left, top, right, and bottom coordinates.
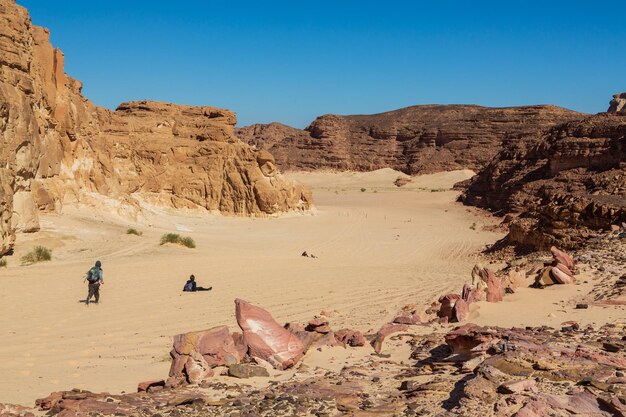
(21, 246, 52, 265)
(126, 228, 142, 236)
(160, 233, 195, 248)
(160, 233, 181, 245)
(180, 237, 196, 248)
(0, 258, 6, 268)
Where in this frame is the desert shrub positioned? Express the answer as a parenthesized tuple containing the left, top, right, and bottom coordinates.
(180, 236, 196, 248)
(21, 246, 52, 265)
(360, 188, 366, 192)
(0, 258, 6, 268)
(126, 228, 142, 236)
(160, 233, 195, 248)
(430, 188, 448, 192)
(470, 222, 477, 230)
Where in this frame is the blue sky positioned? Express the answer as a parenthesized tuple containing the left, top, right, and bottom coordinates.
(21, 1, 626, 128)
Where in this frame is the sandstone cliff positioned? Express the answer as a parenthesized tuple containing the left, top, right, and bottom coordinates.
(237, 105, 585, 174)
(461, 98, 626, 250)
(0, 0, 311, 256)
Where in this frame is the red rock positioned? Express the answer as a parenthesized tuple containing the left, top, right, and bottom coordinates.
(172, 325, 243, 366)
(184, 353, 213, 384)
(452, 299, 469, 322)
(370, 323, 408, 354)
(307, 318, 328, 328)
(35, 392, 63, 410)
(444, 324, 490, 356)
(550, 246, 575, 270)
(235, 299, 304, 370)
(334, 329, 366, 347)
(312, 325, 332, 334)
(392, 311, 425, 325)
(137, 380, 165, 393)
(168, 350, 187, 377)
(437, 293, 460, 320)
(485, 269, 503, 302)
(550, 266, 573, 284)
(231, 332, 247, 359)
(497, 379, 537, 394)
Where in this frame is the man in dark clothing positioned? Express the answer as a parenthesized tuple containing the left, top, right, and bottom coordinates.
(85, 260, 104, 304)
(183, 275, 211, 292)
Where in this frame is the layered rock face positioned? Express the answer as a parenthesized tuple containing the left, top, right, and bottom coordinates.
(0, 0, 311, 255)
(461, 102, 626, 250)
(608, 92, 626, 114)
(237, 105, 584, 174)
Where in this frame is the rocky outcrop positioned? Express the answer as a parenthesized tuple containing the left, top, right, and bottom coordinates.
(608, 92, 626, 114)
(237, 105, 584, 174)
(461, 104, 626, 250)
(0, 0, 311, 256)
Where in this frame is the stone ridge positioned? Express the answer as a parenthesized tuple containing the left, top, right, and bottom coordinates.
(461, 109, 626, 250)
(237, 104, 585, 174)
(0, 0, 312, 255)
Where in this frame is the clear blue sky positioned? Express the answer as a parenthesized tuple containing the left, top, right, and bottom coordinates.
(20, 0, 626, 128)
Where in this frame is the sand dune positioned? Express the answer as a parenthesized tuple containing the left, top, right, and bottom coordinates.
(0, 169, 503, 405)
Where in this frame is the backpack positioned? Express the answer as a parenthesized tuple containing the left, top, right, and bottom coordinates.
(87, 267, 100, 283)
(183, 281, 194, 292)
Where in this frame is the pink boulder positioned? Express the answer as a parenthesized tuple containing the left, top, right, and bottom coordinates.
(486, 269, 503, 302)
(437, 293, 460, 320)
(452, 298, 469, 322)
(172, 325, 243, 367)
(371, 323, 408, 354)
(235, 299, 304, 370)
(393, 311, 426, 325)
(137, 380, 165, 393)
(550, 266, 573, 284)
(184, 352, 213, 384)
(334, 329, 366, 347)
(550, 246, 575, 270)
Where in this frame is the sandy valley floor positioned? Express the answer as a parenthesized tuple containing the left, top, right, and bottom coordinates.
(0, 169, 504, 405)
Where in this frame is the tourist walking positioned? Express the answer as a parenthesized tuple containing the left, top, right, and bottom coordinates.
(85, 260, 104, 304)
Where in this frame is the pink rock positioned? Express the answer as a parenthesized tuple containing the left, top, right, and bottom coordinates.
(235, 299, 304, 370)
(550, 246, 575, 270)
(334, 329, 366, 347)
(370, 323, 408, 354)
(392, 311, 425, 325)
(437, 293, 460, 320)
(137, 380, 165, 393)
(168, 350, 187, 377)
(184, 352, 213, 384)
(445, 324, 489, 355)
(550, 266, 573, 284)
(172, 325, 243, 367)
(312, 325, 333, 334)
(231, 332, 247, 359)
(486, 269, 503, 302)
(452, 299, 469, 322)
(498, 379, 537, 394)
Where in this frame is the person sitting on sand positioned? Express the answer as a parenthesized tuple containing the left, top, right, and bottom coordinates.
(183, 275, 212, 292)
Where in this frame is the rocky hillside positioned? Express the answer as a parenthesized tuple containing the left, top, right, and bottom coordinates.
(0, 0, 311, 256)
(461, 95, 626, 250)
(237, 105, 585, 174)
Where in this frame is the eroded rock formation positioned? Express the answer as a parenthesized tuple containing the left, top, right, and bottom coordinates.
(461, 100, 626, 250)
(237, 105, 584, 174)
(0, 0, 311, 255)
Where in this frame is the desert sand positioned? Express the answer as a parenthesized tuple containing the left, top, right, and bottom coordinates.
(0, 169, 503, 405)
